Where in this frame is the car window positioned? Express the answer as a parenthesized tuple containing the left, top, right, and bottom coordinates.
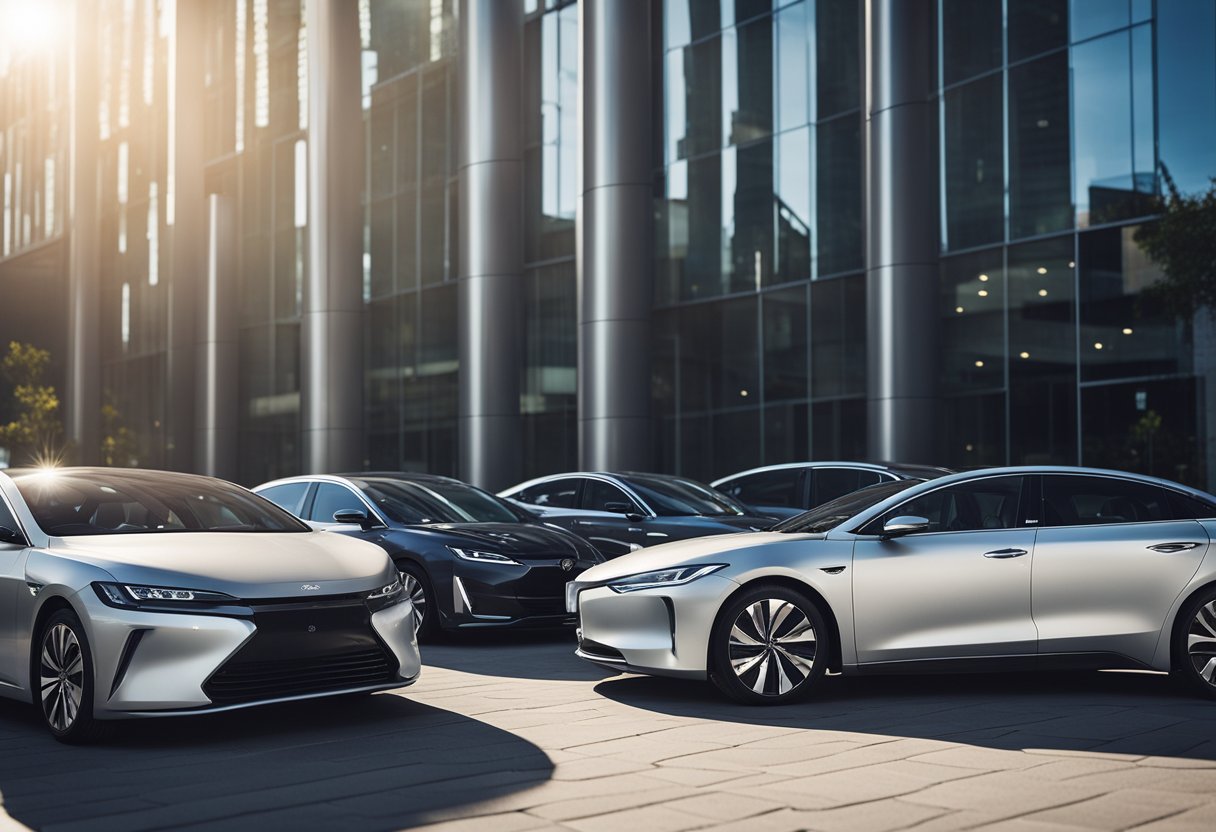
(0, 497, 22, 539)
(583, 480, 639, 514)
(857, 470, 887, 488)
(777, 481, 917, 534)
(1168, 491, 1216, 520)
(257, 482, 310, 516)
(813, 468, 863, 505)
(869, 476, 1025, 534)
(309, 484, 365, 523)
(1042, 475, 1171, 526)
(516, 478, 582, 508)
(623, 474, 746, 516)
(719, 468, 802, 508)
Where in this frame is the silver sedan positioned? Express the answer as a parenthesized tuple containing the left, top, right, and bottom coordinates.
(569, 466, 1216, 704)
(0, 467, 420, 742)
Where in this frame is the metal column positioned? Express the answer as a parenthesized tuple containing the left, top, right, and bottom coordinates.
(457, 0, 524, 491)
(578, 0, 653, 472)
(166, 0, 207, 472)
(864, 0, 939, 464)
(195, 195, 238, 480)
(302, 0, 365, 474)
(65, 0, 100, 465)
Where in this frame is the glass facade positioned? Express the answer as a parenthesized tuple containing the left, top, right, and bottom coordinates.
(2, 0, 1214, 494)
(938, 0, 1216, 487)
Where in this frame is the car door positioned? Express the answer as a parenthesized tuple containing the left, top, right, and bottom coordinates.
(1032, 473, 1211, 662)
(852, 474, 1037, 664)
(0, 494, 30, 684)
(577, 479, 650, 557)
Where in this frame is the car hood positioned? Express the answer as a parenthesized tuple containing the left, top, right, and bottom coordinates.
(406, 521, 602, 562)
(577, 531, 824, 582)
(48, 531, 396, 599)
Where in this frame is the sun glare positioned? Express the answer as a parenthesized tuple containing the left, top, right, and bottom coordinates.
(0, 0, 62, 55)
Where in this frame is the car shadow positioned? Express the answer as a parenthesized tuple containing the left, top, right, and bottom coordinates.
(595, 669, 1216, 760)
(0, 690, 553, 831)
(421, 628, 618, 682)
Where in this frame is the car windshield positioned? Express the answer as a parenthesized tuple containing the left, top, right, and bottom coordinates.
(621, 474, 747, 517)
(13, 470, 309, 535)
(774, 480, 917, 534)
(359, 478, 523, 525)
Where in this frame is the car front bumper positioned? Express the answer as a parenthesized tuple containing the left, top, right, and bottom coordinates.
(569, 574, 739, 679)
(444, 560, 589, 629)
(77, 589, 420, 718)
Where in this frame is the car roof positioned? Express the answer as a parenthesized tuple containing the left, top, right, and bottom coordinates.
(710, 461, 954, 486)
(254, 471, 472, 490)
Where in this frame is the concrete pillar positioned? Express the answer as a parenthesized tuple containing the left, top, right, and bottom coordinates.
(166, 0, 207, 472)
(302, 0, 365, 473)
(864, 0, 939, 464)
(578, 0, 653, 472)
(66, 0, 100, 465)
(457, 0, 524, 491)
(195, 195, 238, 480)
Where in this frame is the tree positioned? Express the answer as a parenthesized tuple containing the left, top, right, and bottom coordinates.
(0, 341, 64, 466)
(101, 398, 139, 467)
(1134, 167, 1216, 319)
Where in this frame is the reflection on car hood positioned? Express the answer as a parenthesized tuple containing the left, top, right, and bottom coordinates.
(577, 531, 824, 582)
(48, 532, 395, 599)
(408, 522, 600, 561)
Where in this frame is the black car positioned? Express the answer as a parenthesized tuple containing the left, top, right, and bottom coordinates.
(711, 461, 954, 520)
(253, 473, 603, 639)
(498, 472, 775, 558)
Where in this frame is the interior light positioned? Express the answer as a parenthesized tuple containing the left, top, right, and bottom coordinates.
(955, 306, 964, 314)
(977, 289, 989, 297)
(1094, 342, 1104, 350)
(974, 360, 985, 368)
(1038, 289, 1048, 297)
(978, 274, 989, 282)
(1122, 327, 1133, 335)
(1036, 267, 1048, 275)
(1068, 261, 1076, 269)
(739, 389, 749, 397)
(1019, 351, 1030, 359)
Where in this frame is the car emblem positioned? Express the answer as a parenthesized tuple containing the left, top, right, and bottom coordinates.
(560, 558, 575, 572)
(307, 625, 317, 633)
(301, 584, 321, 591)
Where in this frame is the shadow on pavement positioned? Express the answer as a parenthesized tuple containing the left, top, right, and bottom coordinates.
(0, 690, 552, 832)
(421, 628, 618, 682)
(595, 669, 1216, 760)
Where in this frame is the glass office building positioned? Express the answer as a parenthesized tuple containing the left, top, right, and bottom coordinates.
(0, 0, 1213, 493)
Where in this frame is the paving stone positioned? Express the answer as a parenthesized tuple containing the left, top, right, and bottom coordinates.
(561, 804, 707, 832)
(1024, 789, 1206, 830)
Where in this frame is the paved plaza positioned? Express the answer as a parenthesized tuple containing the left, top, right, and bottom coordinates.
(1, 633, 1215, 831)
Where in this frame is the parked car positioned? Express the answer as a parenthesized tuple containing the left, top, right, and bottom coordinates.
(499, 472, 776, 559)
(568, 466, 1216, 704)
(253, 473, 603, 639)
(711, 461, 953, 520)
(0, 467, 418, 743)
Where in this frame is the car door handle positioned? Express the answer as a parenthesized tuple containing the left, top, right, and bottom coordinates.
(573, 520, 595, 527)
(983, 548, 1028, 559)
(1148, 542, 1203, 553)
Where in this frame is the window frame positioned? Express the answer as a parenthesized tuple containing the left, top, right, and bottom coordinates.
(1036, 473, 1206, 529)
(855, 473, 1032, 537)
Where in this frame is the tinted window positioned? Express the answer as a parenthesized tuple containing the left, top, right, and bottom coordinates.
(1042, 475, 1170, 526)
(623, 474, 746, 517)
(583, 480, 639, 514)
(14, 471, 308, 535)
(1169, 491, 1216, 520)
(857, 471, 886, 488)
(310, 484, 366, 523)
(516, 478, 581, 509)
(720, 468, 802, 508)
(873, 476, 1025, 534)
(814, 468, 862, 505)
(361, 479, 521, 524)
(257, 482, 310, 516)
(0, 497, 21, 539)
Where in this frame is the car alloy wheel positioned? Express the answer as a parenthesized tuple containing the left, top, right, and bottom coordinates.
(400, 570, 427, 632)
(710, 584, 828, 705)
(41, 623, 85, 733)
(1187, 599, 1216, 687)
(729, 599, 818, 696)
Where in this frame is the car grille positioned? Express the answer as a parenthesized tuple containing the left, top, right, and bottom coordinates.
(205, 649, 396, 705)
(204, 600, 398, 706)
(516, 595, 569, 615)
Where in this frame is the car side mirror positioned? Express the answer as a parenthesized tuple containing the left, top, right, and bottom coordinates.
(332, 509, 380, 531)
(625, 512, 646, 523)
(881, 516, 930, 538)
(0, 525, 26, 546)
(603, 501, 634, 516)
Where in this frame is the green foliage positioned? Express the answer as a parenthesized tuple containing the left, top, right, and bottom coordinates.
(101, 399, 139, 467)
(0, 341, 64, 466)
(1134, 168, 1216, 319)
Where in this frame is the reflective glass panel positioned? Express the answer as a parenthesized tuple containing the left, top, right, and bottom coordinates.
(1070, 0, 1129, 44)
(816, 0, 860, 118)
(776, 2, 811, 130)
(1009, 52, 1072, 239)
(722, 16, 774, 146)
(940, 249, 1004, 394)
(816, 115, 863, 275)
(811, 274, 865, 398)
(1081, 379, 1204, 487)
(943, 73, 1004, 250)
(1157, 0, 1216, 195)
(763, 285, 809, 402)
(775, 127, 812, 282)
(1008, 0, 1068, 62)
(941, 0, 1002, 85)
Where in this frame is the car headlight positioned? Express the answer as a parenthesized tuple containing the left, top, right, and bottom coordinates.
(93, 582, 239, 609)
(607, 564, 727, 593)
(447, 546, 522, 566)
(366, 579, 405, 611)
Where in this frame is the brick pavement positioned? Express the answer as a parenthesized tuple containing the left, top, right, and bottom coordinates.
(0, 632, 1214, 831)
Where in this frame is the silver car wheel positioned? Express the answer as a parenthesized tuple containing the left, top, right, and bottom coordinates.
(401, 570, 427, 631)
(40, 623, 85, 733)
(728, 599, 817, 696)
(1188, 600, 1216, 686)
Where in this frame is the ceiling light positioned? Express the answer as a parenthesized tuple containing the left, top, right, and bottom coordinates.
(1019, 351, 1030, 359)
(955, 306, 965, 314)
(1038, 289, 1048, 297)
(978, 274, 989, 282)
(1094, 342, 1104, 350)
(974, 360, 985, 368)
(1036, 267, 1047, 275)
(1122, 327, 1133, 335)
(978, 289, 989, 297)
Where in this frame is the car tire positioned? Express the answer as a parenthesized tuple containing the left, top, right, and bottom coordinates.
(397, 562, 439, 642)
(1173, 586, 1216, 700)
(708, 583, 828, 705)
(35, 608, 110, 743)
